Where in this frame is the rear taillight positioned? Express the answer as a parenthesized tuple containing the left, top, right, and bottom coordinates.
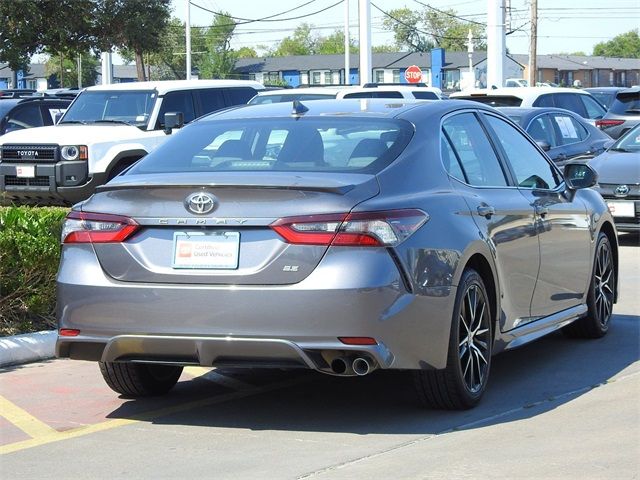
(595, 119, 624, 129)
(61, 211, 139, 244)
(271, 209, 428, 247)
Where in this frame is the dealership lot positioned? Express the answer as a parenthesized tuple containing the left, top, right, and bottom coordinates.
(1, 234, 638, 478)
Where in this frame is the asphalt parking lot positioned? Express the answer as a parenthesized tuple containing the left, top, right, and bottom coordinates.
(1, 234, 638, 479)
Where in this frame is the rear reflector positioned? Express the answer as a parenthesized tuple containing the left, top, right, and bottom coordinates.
(595, 119, 624, 128)
(271, 209, 428, 247)
(62, 211, 139, 244)
(59, 329, 80, 337)
(339, 337, 378, 345)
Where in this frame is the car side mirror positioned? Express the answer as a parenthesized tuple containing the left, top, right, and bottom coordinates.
(564, 162, 598, 190)
(536, 140, 551, 151)
(164, 112, 184, 135)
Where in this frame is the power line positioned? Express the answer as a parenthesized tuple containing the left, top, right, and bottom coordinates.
(412, 0, 486, 26)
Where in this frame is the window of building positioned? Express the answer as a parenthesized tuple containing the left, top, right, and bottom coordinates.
(374, 69, 385, 83)
(392, 69, 400, 83)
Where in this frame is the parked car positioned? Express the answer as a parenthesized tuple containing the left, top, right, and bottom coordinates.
(0, 96, 72, 136)
(451, 87, 607, 124)
(0, 89, 36, 98)
(56, 99, 618, 410)
(499, 107, 613, 165)
(595, 87, 640, 139)
(589, 122, 640, 232)
(505, 78, 528, 87)
(0, 79, 264, 205)
(584, 87, 627, 110)
(249, 84, 445, 105)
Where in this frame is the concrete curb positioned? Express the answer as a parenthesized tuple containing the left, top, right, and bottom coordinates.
(0, 330, 56, 368)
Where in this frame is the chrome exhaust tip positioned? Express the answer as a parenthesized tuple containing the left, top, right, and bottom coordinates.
(352, 357, 371, 376)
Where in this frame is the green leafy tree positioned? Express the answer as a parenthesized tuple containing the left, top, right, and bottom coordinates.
(198, 13, 238, 79)
(593, 29, 640, 58)
(315, 30, 359, 55)
(236, 47, 258, 59)
(372, 44, 399, 53)
(45, 52, 99, 88)
(272, 24, 317, 56)
(382, 7, 485, 52)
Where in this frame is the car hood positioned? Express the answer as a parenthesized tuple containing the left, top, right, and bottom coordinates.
(589, 150, 640, 184)
(0, 124, 148, 145)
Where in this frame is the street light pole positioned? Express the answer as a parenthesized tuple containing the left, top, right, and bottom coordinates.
(344, 0, 350, 85)
(186, 0, 192, 80)
(358, 0, 372, 85)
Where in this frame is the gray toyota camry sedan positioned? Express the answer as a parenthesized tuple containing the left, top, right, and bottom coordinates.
(56, 99, 618, 409)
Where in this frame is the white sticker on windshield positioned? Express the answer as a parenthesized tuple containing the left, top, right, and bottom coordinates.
(554, 116, 578, 139)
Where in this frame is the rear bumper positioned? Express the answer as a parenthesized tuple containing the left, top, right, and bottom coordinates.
(56, 245, 456, 370)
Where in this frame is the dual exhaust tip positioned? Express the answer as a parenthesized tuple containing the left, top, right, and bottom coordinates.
(330, 356, 374, 376)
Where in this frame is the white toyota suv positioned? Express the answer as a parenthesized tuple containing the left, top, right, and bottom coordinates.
(0, 79, 264, 205)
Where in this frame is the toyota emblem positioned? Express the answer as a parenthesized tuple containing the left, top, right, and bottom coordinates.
(185, 192, 216, 214)
(614, 185, 630, 197)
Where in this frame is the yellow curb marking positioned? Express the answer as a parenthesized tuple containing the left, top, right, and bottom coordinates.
(1, 376, 307, 455)
(184, 366, 255, 391)
(0, 395, 58, 439)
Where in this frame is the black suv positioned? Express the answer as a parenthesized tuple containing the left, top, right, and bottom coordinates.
(0, 97, 72, 136)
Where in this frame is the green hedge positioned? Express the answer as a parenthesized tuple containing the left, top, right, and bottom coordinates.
(0, 206, 69, 335)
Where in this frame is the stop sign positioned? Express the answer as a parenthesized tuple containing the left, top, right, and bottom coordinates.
(404, 65, 423, 83)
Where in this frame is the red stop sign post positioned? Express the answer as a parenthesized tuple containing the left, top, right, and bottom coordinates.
(404, 65, 423, 84)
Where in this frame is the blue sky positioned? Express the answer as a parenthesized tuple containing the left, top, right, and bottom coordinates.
(171, 0, 640, 56)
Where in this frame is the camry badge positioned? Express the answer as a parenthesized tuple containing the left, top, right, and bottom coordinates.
(185, 192, 216, 215)
(614, 185, 630, 197)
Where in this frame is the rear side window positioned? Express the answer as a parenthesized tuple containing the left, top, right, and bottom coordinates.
(550, 114, 588, 146)
(196, 89, 226, 114)
(532, 94, 554, 108)
(442, 112, 508, 187)
(551, 93, 586, 117)
(157, 91, 196, 128)
(526, 114, 556, 147)
(227, 87, 259, 106)
(412, 91, 438, 100)
(131, 117, 413, 174)
(5, 104, 43, 131)
(609, 91, 640, 115)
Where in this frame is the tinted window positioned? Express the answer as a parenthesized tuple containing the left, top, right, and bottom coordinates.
(248, 93, 335, 105)
(527, 114, 556, 147)
(580, 95, 606, 119)
(457, 95, 522, 107)
(552, 93, 586, 117)
(342, 91, 404, 99)
(550, 114, 587, 146)
(442, 113, 508, 187)
(589, 92, 614, 109)
(532, 94, 554, 108)
(484, 114, 561, 190)
(130, 118, 413, 174)
(227, 87, 259, 105)
(157, 91, 196, 128)
(197, 89, 226, 114)
(5, 104, 43, 131)
(412, 91, 438, 100)
(441, 137, 466, 181)
(609, 91, 640, 115)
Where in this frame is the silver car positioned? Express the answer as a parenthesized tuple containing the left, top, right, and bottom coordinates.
(56, 99, 619, 409)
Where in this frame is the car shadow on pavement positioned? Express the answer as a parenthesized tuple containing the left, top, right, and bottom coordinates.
(104, 313, 639, 436)
(618, 233, 639, 247)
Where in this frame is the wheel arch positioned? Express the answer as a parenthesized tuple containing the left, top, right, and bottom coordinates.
(464, 253, 499, 342)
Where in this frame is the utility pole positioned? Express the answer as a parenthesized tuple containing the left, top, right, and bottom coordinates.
(528, 0, 537, 87)
(344, 0, 350, 85)
(486, 0, 505, 88)
(358, 0, 371, 85)
(467, 29, 474, 88)
(77, 54, 82, 88)
(186, 0, 192, 80)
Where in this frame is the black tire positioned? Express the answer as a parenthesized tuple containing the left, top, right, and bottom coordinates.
(414, 268, 493, 410)
(99, 362, 183, 397)
(563, 232, 615, 339)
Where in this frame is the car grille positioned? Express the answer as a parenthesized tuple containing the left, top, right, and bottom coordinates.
(1, 145, 58, 163)
(4, 175, 50, 187)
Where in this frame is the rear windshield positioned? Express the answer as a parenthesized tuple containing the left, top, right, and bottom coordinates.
(248, 93, 335, 105)
(609, 91, 640, 115)
(589, 92, 615, 109)
(412, 91, 439, 100)
(130, 117, 413, 175)
(455, 95, 523, 107)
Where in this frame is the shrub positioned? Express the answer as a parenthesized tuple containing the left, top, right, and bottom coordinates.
(0, 206, 68, 335)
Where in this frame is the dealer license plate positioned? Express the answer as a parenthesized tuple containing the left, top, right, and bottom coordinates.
(16, 165, 35, 178)
(607, 200, 635, 218)
(172, 232, 240, 269)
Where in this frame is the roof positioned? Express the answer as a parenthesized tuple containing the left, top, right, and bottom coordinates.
(512, 54, 640, 71)
(256, 86, 355, 97)
(85, 79, 264, 94)
(451, 86, 592, 100)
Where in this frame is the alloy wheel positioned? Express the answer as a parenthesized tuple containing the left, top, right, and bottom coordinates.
(594, 240, 614, 328)
(458, 284, 490, 394)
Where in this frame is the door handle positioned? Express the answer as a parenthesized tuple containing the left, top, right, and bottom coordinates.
(535, 205, 549, 217)
(476, 205, 496, 218)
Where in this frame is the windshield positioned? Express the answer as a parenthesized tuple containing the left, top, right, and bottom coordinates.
(611, 124, 640, 152)
(60, 90, 156, 128)
(129, 117, 413, 175)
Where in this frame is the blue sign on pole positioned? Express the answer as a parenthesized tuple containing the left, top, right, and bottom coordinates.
(430, 48, 445, 89)
(16, 69, 26, 89)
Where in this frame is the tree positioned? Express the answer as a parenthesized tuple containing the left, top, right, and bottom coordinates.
(382, 7, 485, 52)
(272, 24, 316, 56)
(315, 30, 359, 55)
(236, 47, 258, 59)
(373, 44, 400, 53)
(198, 13, 238, 79)
(593, 29, 640, 58)
(45, 53, 99, 88)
